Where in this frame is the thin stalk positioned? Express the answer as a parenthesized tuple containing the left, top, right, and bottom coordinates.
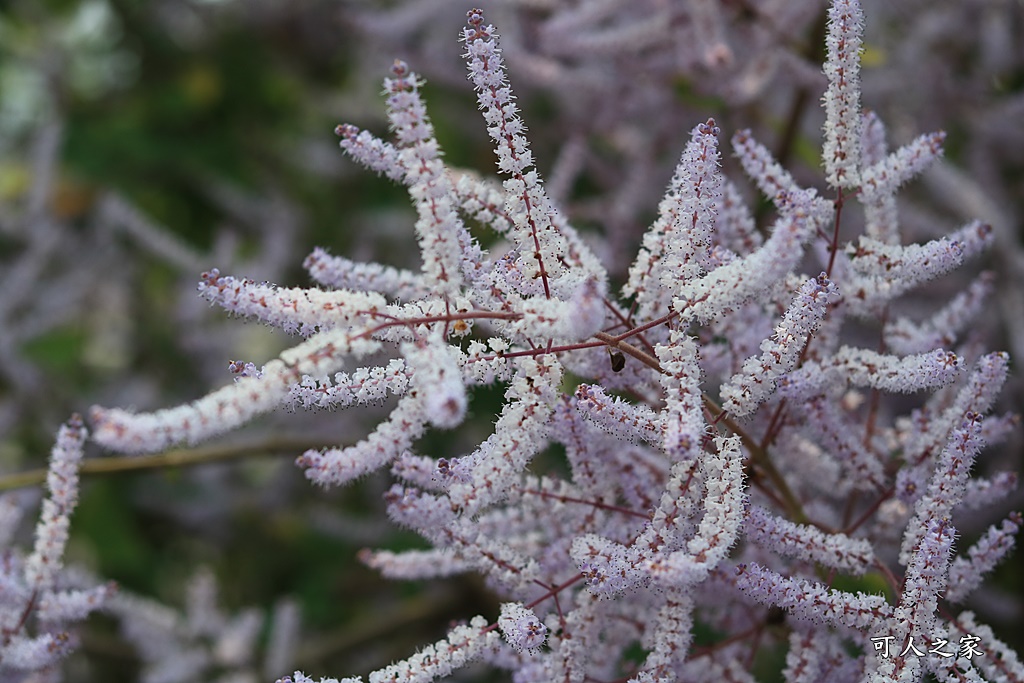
(0, 436, 329, 492)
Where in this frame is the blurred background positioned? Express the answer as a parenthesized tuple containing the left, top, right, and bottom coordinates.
(0, 1, 1021, 681)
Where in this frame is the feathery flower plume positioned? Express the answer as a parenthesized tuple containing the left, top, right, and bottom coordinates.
(67, 3, 1019, 682)
(25, 414, 87, 591)
(822, 0, 864, 188)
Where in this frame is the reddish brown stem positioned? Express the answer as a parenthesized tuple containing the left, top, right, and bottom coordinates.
(826, 186, 845, 277)
(356, 309, 520, 340)
(516, 486, 649, 519)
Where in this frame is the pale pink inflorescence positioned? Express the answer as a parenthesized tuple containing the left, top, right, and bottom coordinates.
(42, 2, 1020, 683)
(822, 0, 864, 189)
(1, 415, 115, 675)
(25, 414, 87, 591)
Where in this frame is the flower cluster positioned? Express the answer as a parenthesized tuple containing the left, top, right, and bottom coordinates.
(7, 1, 1020, 681)
(0, 415, 115, 676)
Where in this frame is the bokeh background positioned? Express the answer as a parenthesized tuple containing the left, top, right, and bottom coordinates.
(0, 1, 1021, 681)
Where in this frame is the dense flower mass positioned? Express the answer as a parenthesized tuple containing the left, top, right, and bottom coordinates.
(2, 1, 1020, 682)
